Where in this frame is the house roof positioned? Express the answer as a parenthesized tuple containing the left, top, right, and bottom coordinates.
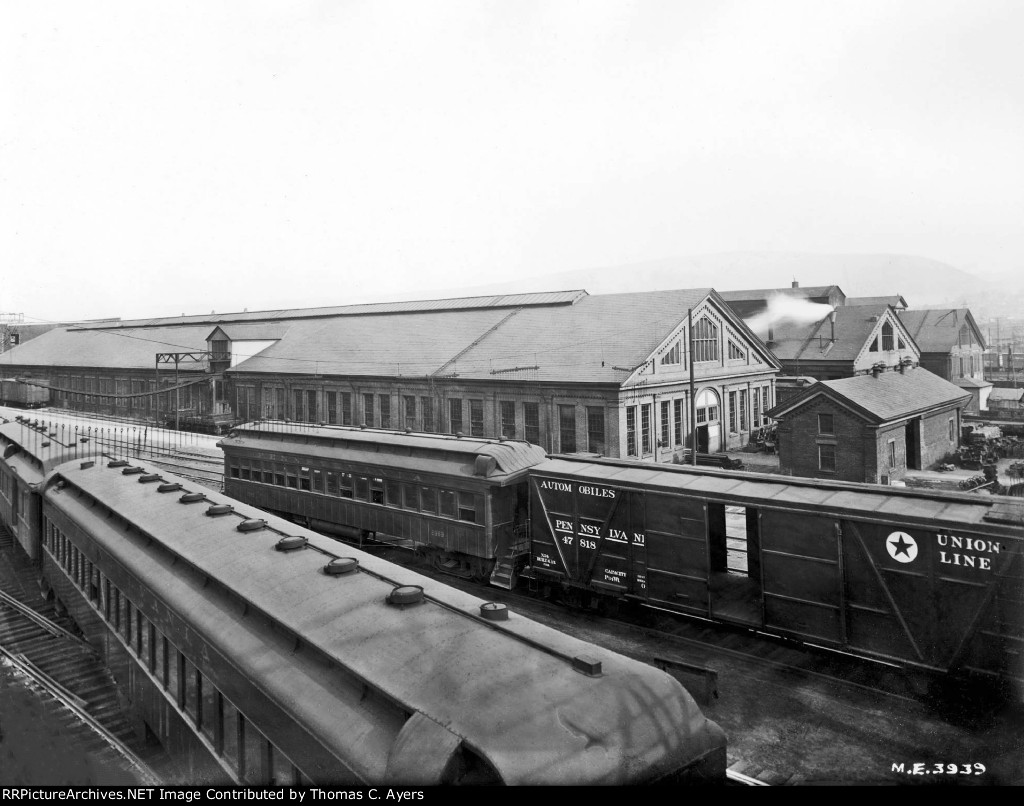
(897, 308, 988, 353)
(767, 365, 972, 424)
(756, 304, 917, 364)
(232, 288, 757, 383)
(989, 387, 1024, 402)
(70, 291, 587, 330)
(0, 325, 213, 371)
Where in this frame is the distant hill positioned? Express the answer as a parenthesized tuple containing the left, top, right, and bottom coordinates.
(463, 252, 985, 307)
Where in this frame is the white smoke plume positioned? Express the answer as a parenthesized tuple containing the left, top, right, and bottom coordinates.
(744, 294, 836, 335)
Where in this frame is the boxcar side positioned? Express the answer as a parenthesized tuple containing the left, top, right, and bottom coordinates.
(528, 457, 1024, 689)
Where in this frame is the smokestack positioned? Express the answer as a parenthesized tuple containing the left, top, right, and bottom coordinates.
(767, 327, 775, 345)
(792, 279, 799, 289)
(829, 309, 837, 342)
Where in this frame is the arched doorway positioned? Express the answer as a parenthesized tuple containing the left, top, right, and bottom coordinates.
(694, 388, 722, 453)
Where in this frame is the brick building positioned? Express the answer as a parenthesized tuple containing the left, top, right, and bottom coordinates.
(0, 288, 779, 460)
(766, 365, 971, 484)
(897, 308, 991, 413)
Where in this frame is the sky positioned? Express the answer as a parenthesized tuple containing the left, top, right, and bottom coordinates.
(3, 1, 1022, 323)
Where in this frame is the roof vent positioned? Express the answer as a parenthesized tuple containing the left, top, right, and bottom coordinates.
(474, 455, 498, 477)
(572, 654, 603, 676)
(157, 483, 183, 493)
(455, 431, 464, 438)
(108, 460, 128, 468)
(179, 492, 205, 504)
(122, 467, 145, 475)
(206, 504, 234, 517)
(275, 535, 308, 552)
(139, 474, 162, 483)
(237, 518, 267, 532)
(386, 585, 424, 607)
(480, 602, 509, 621)
(41, 441, 50, 448)
(80, 461, 94, 470)
(324, 557, 359, 576)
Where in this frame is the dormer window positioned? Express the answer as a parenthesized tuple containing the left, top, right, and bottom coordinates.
(211, 339, 229, 361)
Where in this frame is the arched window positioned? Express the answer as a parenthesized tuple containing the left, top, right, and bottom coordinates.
(695, 388, 720, 424)
(882, 321, 894, 351)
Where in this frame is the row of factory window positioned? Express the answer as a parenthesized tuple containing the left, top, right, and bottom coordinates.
(51, 375, 206, 416)
(235, 389, 607, 454)
(228, 460, 483, 523)
(624, 385, 773, 457)
(42, 519, 310, 787)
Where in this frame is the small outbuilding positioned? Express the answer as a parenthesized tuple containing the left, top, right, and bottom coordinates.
(766, 364, 972, 484)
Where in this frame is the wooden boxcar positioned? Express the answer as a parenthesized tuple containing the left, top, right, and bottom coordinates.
(220, 422, 546, 586)
(32, 458, 726, 785)
(528, 456, 1024, 692)
(1, 378, 50, 408)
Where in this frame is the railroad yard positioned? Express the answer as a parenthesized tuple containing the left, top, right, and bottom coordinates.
(1, 406, 1019, 786)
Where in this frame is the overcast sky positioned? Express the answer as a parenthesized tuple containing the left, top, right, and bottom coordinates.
(3, 1, 1022, 322)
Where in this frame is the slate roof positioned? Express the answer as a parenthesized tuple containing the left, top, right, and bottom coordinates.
(0, 326, 212, 370)
(767, 366, 972, 424)
(2, 288, 777, 386)
(229, 287, 774, 384)
(70, 291, 587, 330)
(897, 308, 988, 352)
(756, 304, 916, 363)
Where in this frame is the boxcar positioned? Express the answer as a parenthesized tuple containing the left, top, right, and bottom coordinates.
(528, 456, 1024, 692)
(220, 422, 546, 586)
(0, 378, 50, 408)
(34, 458, 726, 785)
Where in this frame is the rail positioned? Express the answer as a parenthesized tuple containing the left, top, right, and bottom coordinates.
(0, 588, 98, 653)
(0, 645, 162, 785)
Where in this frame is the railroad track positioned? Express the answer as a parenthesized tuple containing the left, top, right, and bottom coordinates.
(0, 529, 166, 784)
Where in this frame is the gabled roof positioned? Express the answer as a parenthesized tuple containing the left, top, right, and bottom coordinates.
(767, 365, 972, 424)
(756, 304, 918, 364)
(70, 291, 588, 330)
(0, 325, 212, 370)
(230, 287, 779, 383)
(897, 308, 988, 353)
(846, 295, 909, 309)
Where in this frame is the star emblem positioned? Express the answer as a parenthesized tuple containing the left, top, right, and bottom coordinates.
(886, 531, 918, 563)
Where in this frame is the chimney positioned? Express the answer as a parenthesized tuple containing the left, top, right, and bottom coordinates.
(792, 279, 799, 289)
(767, 327, 775, 346)
(829, 309, 837, 342)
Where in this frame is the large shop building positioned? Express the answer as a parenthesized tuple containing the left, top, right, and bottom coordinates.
(0, 289, 779, 461)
